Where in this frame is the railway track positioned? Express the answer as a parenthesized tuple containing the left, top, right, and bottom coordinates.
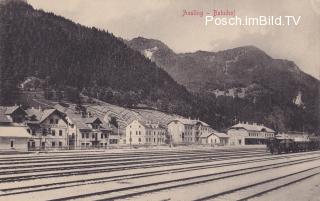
(0, 152, 319, 200)
(0, 151, 272, 182)
(40, 155, 320, 201)
(1, 148, 319, 201)
(195, 167, 320, 201)
(0, 149, 266, 169)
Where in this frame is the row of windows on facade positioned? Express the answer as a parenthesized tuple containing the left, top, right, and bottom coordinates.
(80, 139, 118, 147)
(183, 137, 194, 142)
(130, 137, 164, 143)
(29, 141, 64, 147)
(49, 119, 59, 124)
(248, 132, 274, 137)
(130, 130, 165, 136)
(182, 131, 193, 136)
(81, 133, 109, 139)
(28, 129, 64, 136)
(146, 138, 165, 143)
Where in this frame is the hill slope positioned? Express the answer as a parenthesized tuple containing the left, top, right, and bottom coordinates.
(0, 1, 194, 116)
(128, 37, 320, 133)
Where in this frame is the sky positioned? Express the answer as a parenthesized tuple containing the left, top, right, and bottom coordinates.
(28, 0, 320, 79)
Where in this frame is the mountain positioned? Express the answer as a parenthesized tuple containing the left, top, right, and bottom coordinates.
(0, 1, 196, 117)
(0, 1, 319, 133)
(128, 37, 320, 133)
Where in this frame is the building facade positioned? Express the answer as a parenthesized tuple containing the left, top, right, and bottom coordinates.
(200, 132, 229, 146)
(125, 120, 166, 145)
(167, 118, 212, 145)
(228, 122, 275, 146)
(70, 117, 114, 148)
(26, 108, 69, 150)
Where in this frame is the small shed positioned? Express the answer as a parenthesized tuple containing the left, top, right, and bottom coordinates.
(200, 132, 229, 146)
(0, 127, 31, 151)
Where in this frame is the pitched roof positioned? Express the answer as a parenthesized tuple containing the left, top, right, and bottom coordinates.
(5, 106, 20, 115)
(230, 123, 275, 133)
(26, 108, 64, 124)
(0, 127, 31, 138)
(128, 119, 165, 129)
(40, 109, 57, 123)
(84, 117, 101, 124)
(0, 106, 26, 115)
(0, 115, 12, 123)
(170, 118, 210, 127)
(71, 117, 91, 130)
(200, 132, 229, 138)
(213, 132, 229, 138)
(199, 132, 212, 138)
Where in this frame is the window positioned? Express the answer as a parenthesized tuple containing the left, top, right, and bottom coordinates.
(82, 133, 85, 138)
(59, 130, 62, 136)
(86, 133, 89, 138)
(139, 131, 141, 135)
(101, 133, 104, 139)
(138, 138, 141, 143)
(51, 130, 56, 136)
(136, 131, 138, 135)
(50, 119, 54, 124)
(52, 142, 56, 147)
(42, 128, 47, 136)
(59, 141, 62, 147)
(55, 119, 59, 124)
(10, 140, 14, 148)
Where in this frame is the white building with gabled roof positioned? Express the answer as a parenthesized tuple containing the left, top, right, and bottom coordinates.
(228, 122, 275, 146)
(25, 108, 68, 150)
(0, 126, 31, 151)
(200, 132, 229, 146)
(125, 120, 166, 146)
(167, 118, 212, 145)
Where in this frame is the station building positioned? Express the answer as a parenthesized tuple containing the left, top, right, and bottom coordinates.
(228, 122, 275, 146)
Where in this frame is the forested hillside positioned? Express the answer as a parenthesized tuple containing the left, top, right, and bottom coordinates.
(0, 1, 194, 116)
